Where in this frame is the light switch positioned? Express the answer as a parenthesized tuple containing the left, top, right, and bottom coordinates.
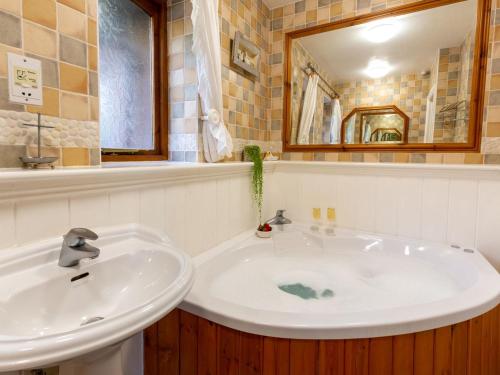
(7, 53, 43, 106)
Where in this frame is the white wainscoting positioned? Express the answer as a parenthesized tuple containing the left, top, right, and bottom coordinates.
(0, 163, 276, 257)
(272, 162, 500, 269)
(1, 161, 499, 268)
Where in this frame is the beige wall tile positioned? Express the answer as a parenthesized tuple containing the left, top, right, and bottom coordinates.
(443, 153, 466, 164)
(60, 62, 88, 94)
(0, 11, 22, 48)
(87, 18, 97, 46)
(464, 153, 483, 164)
(89, 96, 99, 121)
(23, 21, 57, 58)
(87, 0, 97, 18)
(58, 0, 85, 13)
(88, 45, 97, 71)
(27, 87, 60, 117)
(0, 0, 21, 15)
(426, 153, 443, 164)
(23, 0, 57, 29)
(62, 147, 89, 166)
(61, 91, 89, 120)
(0, 44, 22, 77)
(58, 3, 86, 41)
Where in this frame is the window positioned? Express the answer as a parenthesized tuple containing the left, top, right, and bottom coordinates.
(99, 0, 168, 161)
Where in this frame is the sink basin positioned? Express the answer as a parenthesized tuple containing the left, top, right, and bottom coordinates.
(0, 224, 194, 371)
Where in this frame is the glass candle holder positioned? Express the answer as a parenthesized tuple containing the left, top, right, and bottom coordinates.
(311, 207, 321, 231)
(325, 207, 336, 236)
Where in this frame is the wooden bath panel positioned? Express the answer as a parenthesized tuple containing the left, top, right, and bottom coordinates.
(144, 305, 499, 375)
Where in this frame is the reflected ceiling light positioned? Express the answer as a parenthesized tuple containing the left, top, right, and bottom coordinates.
(364, 59, 392, 78)
(363, 19, 400, 43)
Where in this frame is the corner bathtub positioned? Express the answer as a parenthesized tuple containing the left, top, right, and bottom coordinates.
(181, 224, 499, 339)
(145, 224, 500, 375)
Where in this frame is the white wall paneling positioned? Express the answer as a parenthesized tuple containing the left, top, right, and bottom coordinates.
(0, 161, 499, 268)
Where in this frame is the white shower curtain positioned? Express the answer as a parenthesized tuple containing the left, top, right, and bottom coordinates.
(297, 74, 319, 144)
(191, 0, 233, 162)
(329, 98, 342, 144)
(424, 84, 437, 143)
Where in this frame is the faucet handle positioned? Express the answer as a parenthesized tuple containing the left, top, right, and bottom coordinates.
(64, 228, 98, 247)
(276, 209, 286, 216)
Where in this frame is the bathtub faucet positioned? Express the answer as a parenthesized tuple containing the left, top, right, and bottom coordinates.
(266, 210, 292, 225)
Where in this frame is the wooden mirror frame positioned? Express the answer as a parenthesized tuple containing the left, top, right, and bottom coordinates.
(282, 0, 491, 153)
(341, 105, 410, 145)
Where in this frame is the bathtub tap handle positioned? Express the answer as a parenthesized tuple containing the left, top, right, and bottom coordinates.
(266, 210, 292, 225)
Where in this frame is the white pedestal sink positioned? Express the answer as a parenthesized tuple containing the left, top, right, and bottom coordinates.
(0, 225, 194, 373)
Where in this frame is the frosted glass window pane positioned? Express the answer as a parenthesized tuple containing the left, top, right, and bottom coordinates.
(99, 0, 154, 150)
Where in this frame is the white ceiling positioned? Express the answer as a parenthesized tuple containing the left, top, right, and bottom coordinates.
(297, 0, 477, 82)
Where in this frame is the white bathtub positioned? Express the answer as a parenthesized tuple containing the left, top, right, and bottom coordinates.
(181, 224, 500, 339)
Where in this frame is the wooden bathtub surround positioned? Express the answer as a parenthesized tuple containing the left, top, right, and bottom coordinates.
(144, 305, 499, 375)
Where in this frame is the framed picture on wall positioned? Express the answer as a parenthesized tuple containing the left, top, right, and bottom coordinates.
(231, 31, 261, 78)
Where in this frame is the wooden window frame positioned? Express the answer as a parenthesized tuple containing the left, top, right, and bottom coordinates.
(282, 0, 491, 153)
(101, 0, 168, 162)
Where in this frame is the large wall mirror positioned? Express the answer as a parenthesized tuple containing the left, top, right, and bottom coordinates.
(283, 0, 490, 152)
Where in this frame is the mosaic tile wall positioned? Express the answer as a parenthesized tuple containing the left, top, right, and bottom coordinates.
(269, 0, 500, 165)
(167, 0, 280, 162)
(290, 40, 336, 144)
(219, 0, 276, 161)
(0, 0, 100, 168)
(335, 73, 431, 143)
(167, 0, 198, 162)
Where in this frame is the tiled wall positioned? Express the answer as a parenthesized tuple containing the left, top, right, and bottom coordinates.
(167, 0, 278, 162)
(0, 0, 100, 168)
(335, 73, 431, 143)
(269, 0, 500, 165)
(167, 0, 199, 162)
(1, 0, 499, 167)
(290, 40, 336, 144)
(220, 0, 273, 160)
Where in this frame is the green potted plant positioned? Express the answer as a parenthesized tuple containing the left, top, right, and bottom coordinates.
(244, 145, 271, 237)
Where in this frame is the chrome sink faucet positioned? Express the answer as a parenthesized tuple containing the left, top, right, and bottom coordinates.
(266, 210, 292, 225)
(59, 228, 100, 267)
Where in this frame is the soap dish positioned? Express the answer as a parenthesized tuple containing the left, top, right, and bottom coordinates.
(20, 156, 58, 169)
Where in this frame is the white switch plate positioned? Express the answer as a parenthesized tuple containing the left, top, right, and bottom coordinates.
(7, 53, 43, 106)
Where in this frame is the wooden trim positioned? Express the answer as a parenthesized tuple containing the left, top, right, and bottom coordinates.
(341, 105, 410, 145)
(144, 305, 500, 375)
(101, 0, 169, 162)
(282, 0, 491, 154)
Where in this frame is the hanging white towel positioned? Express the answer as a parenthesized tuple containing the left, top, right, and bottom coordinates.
(329, 98, 342, 144)
(297, 74, 319, 145)
(191, 0, 233, 162)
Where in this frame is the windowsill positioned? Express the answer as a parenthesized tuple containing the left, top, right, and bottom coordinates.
(102, 160, 193, 168)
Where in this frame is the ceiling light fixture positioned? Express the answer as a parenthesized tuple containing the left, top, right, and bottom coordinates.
(363, 19, 401, 43)
(364, 59, 392, 79)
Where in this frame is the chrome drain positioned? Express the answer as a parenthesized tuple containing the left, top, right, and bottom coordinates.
(81, 316, 104, 326)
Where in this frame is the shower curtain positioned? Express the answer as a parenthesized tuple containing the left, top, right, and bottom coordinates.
(191, 0, 233, 162)
(297, 74, 319, 144)
(363, 122, 372, 143)
(329, 98, 342, 144)
(424, 84, 437, 143)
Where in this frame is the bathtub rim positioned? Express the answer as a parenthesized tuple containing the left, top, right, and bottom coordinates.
(180, 225, 500, 339)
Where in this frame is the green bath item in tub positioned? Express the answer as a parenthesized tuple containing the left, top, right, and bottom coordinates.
(278, 283, 334, 300)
